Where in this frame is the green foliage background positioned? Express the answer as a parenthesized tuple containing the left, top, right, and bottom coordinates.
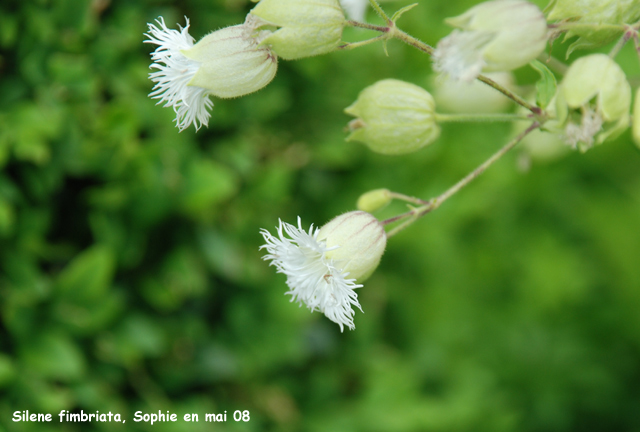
(1, 0, 640, 431)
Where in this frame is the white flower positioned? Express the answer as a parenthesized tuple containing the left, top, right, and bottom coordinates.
(432, 30, 494, 83)
(145, 17, 212, 131)
(145, 16, 278, 132)
(433, 0, 548, 82)
(563, 108, 603, 152)
(260, 217, 363, 331)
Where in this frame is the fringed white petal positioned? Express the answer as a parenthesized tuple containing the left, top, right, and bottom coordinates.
(145, 17, 213, 131)
(260, 218, 363, 332)
(432, 30, 494, 82)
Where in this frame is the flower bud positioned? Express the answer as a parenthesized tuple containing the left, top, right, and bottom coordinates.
(184, 24, 277, 99)
(559, 54, 631, 151)
(633, 88, 640, 149)
(345, 79, 441, 155)
(548, 0, 640, 47)
(357, 189, 392, 213)
(433, 0, 548, 82)
(562, 54, 630, 122)
(318, 211, 386, 282)
(249, 0, 346, 60)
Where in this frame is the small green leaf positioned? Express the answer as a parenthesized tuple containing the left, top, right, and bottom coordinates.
(530, 59, 557, 110)
(391, 3, 418, 23)
(55, 245, 115, 303)
(179, 160, 239, 217)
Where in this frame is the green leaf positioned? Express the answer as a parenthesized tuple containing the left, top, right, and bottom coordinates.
(391, 3, 418, 23)
(55, 245, 115, 303)
(530, 60, 557, 110)
(20, 331, 86, 381)
(179, 159, 239, 218)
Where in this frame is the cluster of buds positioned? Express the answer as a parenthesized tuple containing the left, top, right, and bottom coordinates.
(144, 0, 640, 332)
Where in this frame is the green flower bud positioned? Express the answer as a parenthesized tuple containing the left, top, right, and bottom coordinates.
(184, 24, 278, 99)
(345, 79, 441, 155)
(357, 189, 392, 213)
(433, 0, 548, 81)
(548, 0, 640, 48)
(318, 211, 386, 282)
(633, 88, 640, 149)
(249, 0, 346, 60)
(558, 54, 631, 151)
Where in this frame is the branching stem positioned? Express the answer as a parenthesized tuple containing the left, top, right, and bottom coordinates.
(384, 122, 541, 237)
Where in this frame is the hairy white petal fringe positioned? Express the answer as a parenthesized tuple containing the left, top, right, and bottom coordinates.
(260, 218, 363, 332)
(145, 17, 212, 131)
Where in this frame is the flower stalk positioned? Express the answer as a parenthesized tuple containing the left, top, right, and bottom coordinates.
(384, 121, 541, 237)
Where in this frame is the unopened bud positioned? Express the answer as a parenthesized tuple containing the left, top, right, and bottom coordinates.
(345, 79, 440, 155)
(249, 0, 346, 60)
(559, 54, 631, 151)
(357, 189, 392, 213)
(433, 0, 548, 82)
(318, 211, 386, 282)
(548, 0, 640, 47)
(185, 23, 277, 99)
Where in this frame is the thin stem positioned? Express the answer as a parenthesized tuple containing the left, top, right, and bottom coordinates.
(537, 53, 569, 75)
(549, 22, 625, 32)
(346, 20, 389, 33)
(367, 0, 392, 24)
(388, 27, 434, 55)
(434, 122, 538, 205)
(385, 122, 540, 238)
(634, 33, 640, 65)
(435, 113, 532, 123)
(389, 27, 540, 114)
(476, 75, 540, 114)
(339, 34, 388, 50)
(389, 192, 429, 206)
(609, 25, 635, 58)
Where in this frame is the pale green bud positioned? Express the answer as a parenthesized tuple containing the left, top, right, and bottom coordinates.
(562, 54, 630, 122)
(357, 189, 392, 213)
(434, 0, 548, 81)
(548, 0, 640, 48)
(633, 88, 640, 149)
(559, 54, 631, 151)
(249, 0, 346, 60)
(184, 23, 277, 99)
(345, 79, 441, 155)
(318, 211, 386, 282)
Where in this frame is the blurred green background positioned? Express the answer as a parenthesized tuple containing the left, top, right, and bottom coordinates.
(1, 0, 640, 431)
